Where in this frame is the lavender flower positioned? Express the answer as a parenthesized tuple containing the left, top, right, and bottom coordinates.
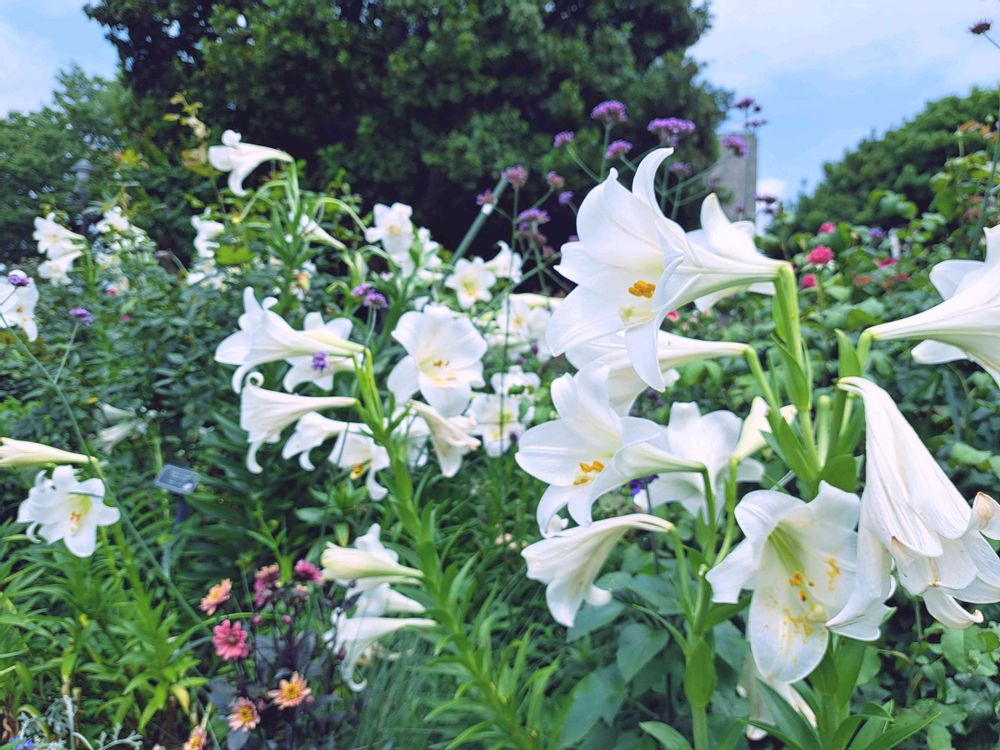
(69, 307, 93, 326)
(516, 207, 551, 226)
(546, 171, 565, 189)
(604, 139, 633, 160)
(312, 351, 329, 372)
(558, 190, 574, 206)
(553, 131, 575, 148)
(351, 283, 374, 298)
(476, 190, 496, 206)
(590, 100, 628, 124)
(647, 117, 696, 144)
(734, 96, 757, 110)
(627, 475, 658, 497)
(502, 165, 529, 190)
(868, 227, 887, 241)
(7, 271, 30, 287)
(668, 162, 693, 177)
(721, 134, 749, 158)
(364, 290, 388, 309)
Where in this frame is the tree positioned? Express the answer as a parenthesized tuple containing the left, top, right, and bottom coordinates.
(793, 87, 998, 233)
(0, 69, 127, 263)
(85, 0, 728, 247)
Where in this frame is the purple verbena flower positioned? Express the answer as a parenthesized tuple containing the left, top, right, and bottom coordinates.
(869, 227, 887, 241)
(501, 165, 529, 190)
(627, 475, 658, 497)
(7, 271, 30, 287)
(969, 19, 992, 35)
(558, 190, 574, 206)
(721, 134, 749, 158)
(516, 207, 551, 226)
(69, 307, 94, 326)
(311, 351, 329, 372)
(590, 100, 628, 124)
(647, 117, 696, 144)
(476, 189, 496, 206)
(351, 283, 374, 298)
(734, 96, 757, 110)
(553, 131, 575, 148)
(364, 290, 388, 309)
(604, 139, 633, 160)
(546, 171, 565, 189)
(668, 162, 693, 177)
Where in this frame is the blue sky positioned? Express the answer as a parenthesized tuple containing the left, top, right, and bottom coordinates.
(1, 0, 998, 200)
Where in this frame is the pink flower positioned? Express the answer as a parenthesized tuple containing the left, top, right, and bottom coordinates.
(199, 578, 232, 615)
(818, 221, 836, 234)
(212, 619, 250, 660)
(800, 273, 818, 290)
(228, 697, 261, 731)
(268, 671, 312, 709)
(666, 310, 680, 322)
(806, 245, 834, 265)
(876, 257, 897, 268)
(294, 559, 323, 584)
(183, 728, 208, 750)
(253, 563, 281, 607)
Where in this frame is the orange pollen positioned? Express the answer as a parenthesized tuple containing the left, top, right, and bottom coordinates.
(432, 359, 449, 368)
(788, 571, 804, 586)
(627, 280, 656, 298)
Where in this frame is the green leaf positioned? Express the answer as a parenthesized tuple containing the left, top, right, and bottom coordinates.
(835, 330, 861, 378)
(950, 441, 990, 468)
(757, 681, 823, 750)
(215, 244, 254, 265)
(617, 622, 669, 681)
(567, 600, 625, 642)
(638, 722, 692, 750)
(820, 454, 859, 492)
(558, 666, 627, 747)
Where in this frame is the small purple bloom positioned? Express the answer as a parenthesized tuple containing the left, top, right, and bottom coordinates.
(7, 271, 30, 287)
(668, 162, 693, 177)
(627, 475, 658, 497)
(604, 139, 633, 160)
(721, 134, 749, 158)
(516, 207, 551, 225)
(553, 131, 575, 148)
(756, 194, 778, 204)
(312, 351, 329, 372)
(364, 290, 388, 309)
(69, 307, 93, 326)
(869, 227, 887, 241)
(734, 96, 757, 110)
(546, 171, 565, 190)
(476, 190, 496, 206)
(502, 165, 529, 190)
(590, 100, 628, 124)
(558, 190, 574, 206)
(351, 283, 374, 298)
(647, 117, 696, 144)
(735, 202, 746, 213)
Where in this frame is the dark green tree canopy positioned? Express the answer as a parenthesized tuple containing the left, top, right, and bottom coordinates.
(793, 87, 997, 233)
(85, 0, 727, 245)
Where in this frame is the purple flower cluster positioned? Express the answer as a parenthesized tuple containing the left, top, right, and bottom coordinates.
(351, 283, 388, 309)
(869, 227, 887, 241)
(734, 96, 758, 110)
(647, 117, 696, 144)
(516, 207, 551, 226)
(558, 191, 574, 206)
(7, 272, 30, 287)
(476, 189, 496, 207)
(501, 165, 529, 190)
(69, 307, 94, 326)
(604, 139, 633, 160)
(721, 134, 749, 158)
(311, 351, 329, 373)
(590, 100, 628, 124)
(668, 162, 693, 177)
(553, 131, 575, 149)
(546, 171, 565, 189)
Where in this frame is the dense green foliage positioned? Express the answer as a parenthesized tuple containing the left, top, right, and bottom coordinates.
(83, 0, 728, 246)
(793, 87, 997, 232)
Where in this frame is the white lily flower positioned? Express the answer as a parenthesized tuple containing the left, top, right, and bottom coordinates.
(0, 438, 90, 467)
(738, 657, 816, 741)
(240, 374, 356, 473)
(296, 213, 346, 249)
(546, 149, 683, 389)
(281, 313, 355, 392)
(331, 614, 436, 691)
(592, 402, 762, 519)
(387, 305, 487, 417)
(652, 193, 785, 314)
(731, 397, 798, 463)
(683, 194, 779, 312)
(831, 377, 1000, 629)
(0, 271, 39, 341)
(329, 426, 391, 500)
(33, 214, 83, 259)
(281, 413, 351, 470)
(38, 251, 82, 286)
(491, 366, 541, 397)
(191, 215, 225, 258)
(96, 404, 149, 452)
(406, 400, 479, 477)
(215, 288, 363, 393)
(487, 295, 554, 360)
(321, 524, 422, 585)
(522, 513, 673, 627)
(207, 129, 292, 196)
(331, 523, 427, 618)
(444, 257, 496, 310)
(16, 466, 118, 558)
(866, 225, 1000, 386)
(515, 366, 684, 531)
(365, 202, 415, 260)
(484, 241, 523, 283)
(468, 392, 530, 457)
(707, 483, 888, 683)
(95, 206, 131, 234)
(568, 330, 748, 414)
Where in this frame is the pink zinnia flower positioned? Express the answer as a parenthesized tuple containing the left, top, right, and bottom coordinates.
(253, 563, 281, 607)
(200, 578, 232, 615)
(666, 310, 680, 322)
(228, 697, 261, 731)
(212, 619, 250, 660)
(818, 221, 836, 234)
(183, 727, 208, 750)
(268, 671, 312, 709)
(806, 246, 834, 265)
(800, 273, 818, 290)
(294, 559, 323, 584)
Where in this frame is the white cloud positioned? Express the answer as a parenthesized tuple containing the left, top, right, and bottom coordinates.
(757, 177, 788, 201)
(0, 20, 60, 115)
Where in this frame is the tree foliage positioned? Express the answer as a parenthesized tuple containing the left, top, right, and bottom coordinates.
(84, 0, 728, 246)
(793, 87, 998, 232)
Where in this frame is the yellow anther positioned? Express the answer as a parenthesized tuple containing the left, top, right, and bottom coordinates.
(788, 571, 804, 586)
(68, 511, 82, 532)
(627, 280, 656, 298)
(350, 463, 365, 480)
